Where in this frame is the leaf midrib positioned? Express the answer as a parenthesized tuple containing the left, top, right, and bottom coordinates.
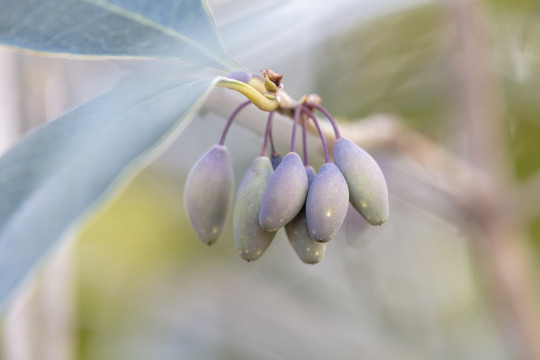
(83, 0, 233, 69)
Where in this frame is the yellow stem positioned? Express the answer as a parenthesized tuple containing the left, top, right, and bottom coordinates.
(216, 78, 279, 112)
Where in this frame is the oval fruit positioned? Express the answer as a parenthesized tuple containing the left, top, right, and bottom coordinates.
(259, 152, 308, 231)
(234, 157, 276, 261)
(270, 152, 282, 170)
(226, 70, 252, 84)
(306, 163, 349, 242)
(333, 137, 389, 225)
(285, 166, 326, 264)
(184, 144, 234, 245)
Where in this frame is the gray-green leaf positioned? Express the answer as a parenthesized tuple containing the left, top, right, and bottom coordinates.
(0, 74, 217, 308)
(0, 0, 236, 70)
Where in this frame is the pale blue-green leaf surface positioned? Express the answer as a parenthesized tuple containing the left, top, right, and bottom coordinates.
(0, 0, 236, 70)
(0, 73, 217, 308)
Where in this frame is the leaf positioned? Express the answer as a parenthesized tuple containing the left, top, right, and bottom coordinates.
(0, 73, 218, 308)
(0, 0, 236, 70)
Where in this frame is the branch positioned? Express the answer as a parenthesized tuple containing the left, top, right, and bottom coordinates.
(447, 1, 540, 359)
(516, 170, 540, 223)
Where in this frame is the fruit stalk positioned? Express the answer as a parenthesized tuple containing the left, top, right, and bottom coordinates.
(301, 106, 330, 164)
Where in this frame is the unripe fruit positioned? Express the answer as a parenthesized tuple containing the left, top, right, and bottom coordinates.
(234, 157, 276, 261)
(306, 163, 349, 242)
(285, 166, 326, 264)
(184, 145, 234, 245)
(259, 152, 308, 231)
(333, 137, 389, 225)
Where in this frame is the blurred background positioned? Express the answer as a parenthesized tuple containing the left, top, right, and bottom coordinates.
(1, 0, 540, 359)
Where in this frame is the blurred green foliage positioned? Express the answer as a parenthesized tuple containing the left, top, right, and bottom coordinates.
(314, 5, 450, 137)
(76, 170, 233, 359)
(315, 2, 540, 180)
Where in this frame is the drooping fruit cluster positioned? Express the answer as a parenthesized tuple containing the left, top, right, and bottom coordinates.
(184, 69, 389, 264)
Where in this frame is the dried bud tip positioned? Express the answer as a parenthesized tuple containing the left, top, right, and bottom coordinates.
(262, 68, 283, 87)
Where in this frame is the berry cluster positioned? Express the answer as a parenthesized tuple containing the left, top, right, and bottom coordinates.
(184, 70, 389, 264)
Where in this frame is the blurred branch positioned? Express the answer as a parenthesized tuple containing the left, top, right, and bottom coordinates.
(448, 1, 540, 360)
(332, 115, 480, 228)
(516, 171, 540, 223)
(337, 118, 540, 360)
(324, 109, 540, 359)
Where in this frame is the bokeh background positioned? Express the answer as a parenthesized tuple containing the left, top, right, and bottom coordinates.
(1, 0, 540, 359)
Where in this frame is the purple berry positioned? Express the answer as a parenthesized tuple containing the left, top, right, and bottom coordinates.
(226, 70, 252, 84)
(270, 152, 282, 170)
(234, 157, 276, 261)
(285, 166, 326, 264)
(306, 163, 349, 242)
(333, 137, 389, 225)
(305, 165, 317, 185)
(184, 144, 234, 245)
(259, 152, 308, 231)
